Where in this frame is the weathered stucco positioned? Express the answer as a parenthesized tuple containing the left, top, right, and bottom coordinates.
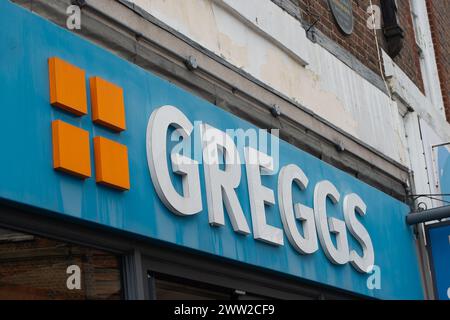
(127, 0, 448, 171)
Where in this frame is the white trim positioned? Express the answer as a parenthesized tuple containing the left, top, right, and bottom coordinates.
(213, 0, 310, 66)
(382, 49, 450, 141)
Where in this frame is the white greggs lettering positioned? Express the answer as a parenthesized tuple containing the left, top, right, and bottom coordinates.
(146, 105, 375, 274)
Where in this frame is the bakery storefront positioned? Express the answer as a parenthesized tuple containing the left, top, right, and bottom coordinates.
(0, 1, 424, 300)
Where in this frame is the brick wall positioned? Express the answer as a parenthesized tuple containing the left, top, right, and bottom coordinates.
(278, 0, 425, 92)
(426, 0, 450, 121)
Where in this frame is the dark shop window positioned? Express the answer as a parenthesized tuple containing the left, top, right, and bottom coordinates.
(148, 272, 232, 300)
(148, 272, 269, 300)
(0, 227, 123, 300)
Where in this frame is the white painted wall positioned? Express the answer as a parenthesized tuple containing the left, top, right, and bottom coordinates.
(128, 0, 410, 165)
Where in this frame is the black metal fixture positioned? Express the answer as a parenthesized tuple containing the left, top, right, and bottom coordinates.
(71, 0, 87, 7)
(406, 205, 450, 225)
(380, 0, 404, 58)
(270, 104, 282, 118)
(184, 56, 198, 71)
(301, 2, 322, 42)
(406, 194, 450, 225)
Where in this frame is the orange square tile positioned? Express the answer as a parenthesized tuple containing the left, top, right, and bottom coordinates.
(48, 57, 87, 116)
(52, 120, 91, 179)
(90, 77, 126, 132)
(94, 136, 130, 190)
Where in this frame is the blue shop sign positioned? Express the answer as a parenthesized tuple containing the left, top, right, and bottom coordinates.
(427, 222, 450, 300)
(0, 1, 423, 299)
(436, 145, 450, 203)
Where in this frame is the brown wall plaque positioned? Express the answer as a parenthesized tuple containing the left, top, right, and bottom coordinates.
(328, 0, 354, 35)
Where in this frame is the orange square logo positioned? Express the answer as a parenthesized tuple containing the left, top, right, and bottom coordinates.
(52, 120, 91, 179)
(94, 136, 130, 190)
(49, 58, 130, 191)
(90, 77, 126, 132)
(48, 57, 87, 116)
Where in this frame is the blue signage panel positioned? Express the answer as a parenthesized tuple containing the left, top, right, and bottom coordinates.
(427, 223, 450, 300)
(437, 145, 450, 203)
(0, 1, 423, 299)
